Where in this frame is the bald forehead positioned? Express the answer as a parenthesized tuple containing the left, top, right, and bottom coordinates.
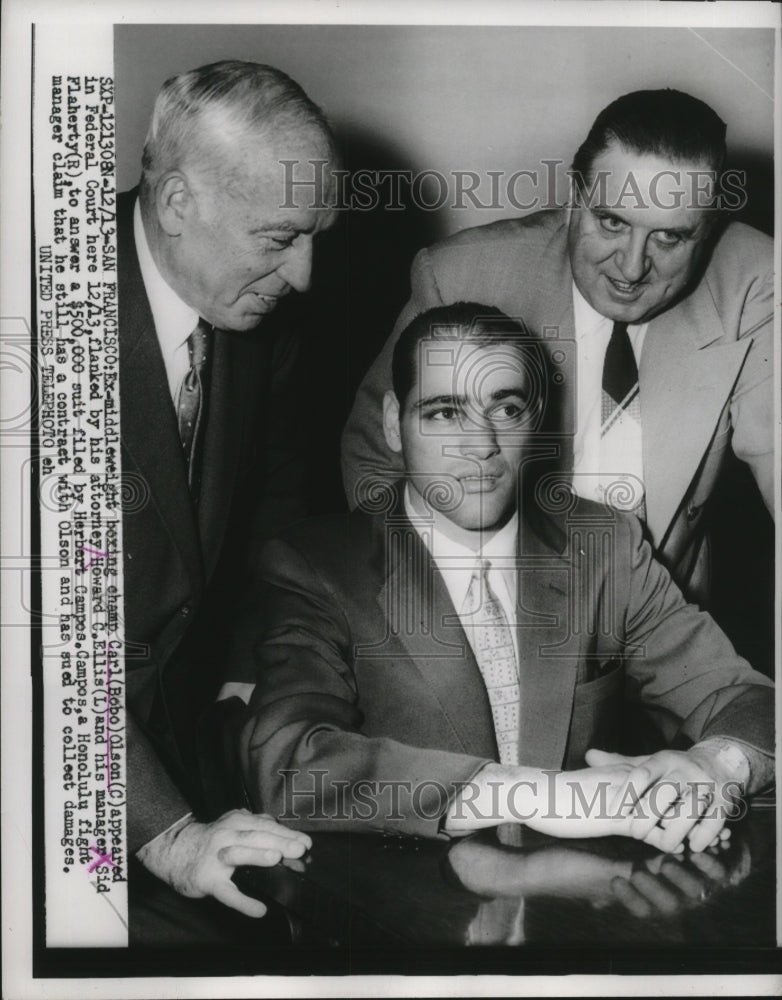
(188, 120, 338, 211)
(192, 109, 333, 167)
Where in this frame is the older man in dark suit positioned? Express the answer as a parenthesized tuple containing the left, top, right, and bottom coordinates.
(118, 60, 337, 937)
(242, 304, 772, 853)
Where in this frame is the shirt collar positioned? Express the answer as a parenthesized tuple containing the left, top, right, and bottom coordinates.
(133, 198, 199, 356)
(571, 279, 647, 341)
(572, 280, 611, 341)
(403, 482, 518, 564)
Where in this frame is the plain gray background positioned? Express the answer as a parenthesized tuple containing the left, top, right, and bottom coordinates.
(115, 24, 774, 236)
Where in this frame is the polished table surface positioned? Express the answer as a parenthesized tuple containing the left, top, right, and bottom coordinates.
(236, 801, 776, 953)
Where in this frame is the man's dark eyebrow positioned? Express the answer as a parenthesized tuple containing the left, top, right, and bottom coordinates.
(411, 393, 464, 411)
(490, 388, 528, 401)
(412, 389, 528, 410)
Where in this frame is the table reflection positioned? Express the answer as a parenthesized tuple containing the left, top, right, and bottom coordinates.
(235, 805, 775, 948)
(447, 827, 752, 945)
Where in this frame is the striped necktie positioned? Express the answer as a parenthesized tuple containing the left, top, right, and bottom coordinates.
(176, 319, 213, 501)
(461, 559, 519, 766)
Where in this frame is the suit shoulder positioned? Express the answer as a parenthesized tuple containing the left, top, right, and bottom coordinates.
(530, 494, 640, 555)
(707, 220, 772, 273)
(266, 509, 376, 570)
(422, 209, 566, 261)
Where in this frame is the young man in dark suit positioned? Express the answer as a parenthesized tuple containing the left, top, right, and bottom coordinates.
(241, 303, 773, 852)
(118, 61, 337, 937)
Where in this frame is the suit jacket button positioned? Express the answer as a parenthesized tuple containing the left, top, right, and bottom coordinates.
(686, 502, 700, 522)
(180, 605, 191, 617)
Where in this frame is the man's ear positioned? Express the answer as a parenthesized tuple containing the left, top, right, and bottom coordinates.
(156, 172, 193, 237)
(565, 173, 580, 220)
(382, 390, 403, 454)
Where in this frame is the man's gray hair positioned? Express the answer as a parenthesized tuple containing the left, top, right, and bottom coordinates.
(140, 59, 334, 193)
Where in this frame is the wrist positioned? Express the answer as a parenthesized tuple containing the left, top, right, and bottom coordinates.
(689, 739, 750, 791)
(445, 763, 542, 831)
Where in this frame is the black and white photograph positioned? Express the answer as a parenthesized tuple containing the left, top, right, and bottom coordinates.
(1, 2, 780, 997)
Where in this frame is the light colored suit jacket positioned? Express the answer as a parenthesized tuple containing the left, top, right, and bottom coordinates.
(341, 210, 774, 604)
(240, 490, 773, 837)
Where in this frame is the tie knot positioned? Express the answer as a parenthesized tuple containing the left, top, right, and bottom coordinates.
(603, 321, 637, 407)
(188, 319, 212, 369)
(466, 559, 492, 601)
(473, 557, 491, 580)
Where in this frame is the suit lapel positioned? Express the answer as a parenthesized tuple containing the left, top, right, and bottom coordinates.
(371, 501, 584, 768)
(117, 192, 203, 591)
(521, 216, 751, 552)
(197, 329, 254, 579)
(641, 286, 751, 546)
(515, 512, 580, 769)
(374, 514, 498, 759)
(528, 216, 577, 473)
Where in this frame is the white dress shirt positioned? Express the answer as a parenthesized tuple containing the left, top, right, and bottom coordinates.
(571, 282, 648, 509)
(404, 484, 519, 662)
(133, 198, 199, 403)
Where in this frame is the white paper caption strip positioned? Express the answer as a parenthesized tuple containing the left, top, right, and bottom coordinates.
(33, 22, 128, 947)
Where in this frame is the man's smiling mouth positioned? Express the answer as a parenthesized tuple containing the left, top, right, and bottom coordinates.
(606, 276, 645, 296)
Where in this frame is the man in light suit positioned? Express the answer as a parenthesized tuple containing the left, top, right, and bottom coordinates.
(242, 304, 773, 853)
(119, 60, 337, 939)
(341, 90, 774, 608)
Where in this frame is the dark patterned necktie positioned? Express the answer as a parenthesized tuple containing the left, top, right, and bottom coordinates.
(176, 319, 213, 500)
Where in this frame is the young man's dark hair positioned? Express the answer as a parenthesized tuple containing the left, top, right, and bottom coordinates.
(391, 301, 544, 414)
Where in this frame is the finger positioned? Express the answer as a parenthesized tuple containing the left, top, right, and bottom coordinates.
(686, 807, 727, 854)
(585, 748, 640, 767)
(657, 856, 707, 902)
(231, 829, 310, 857)
(584, 747, 650, 767)
(211, 879, 269, 918)
(217, 811, 313, 847)
(216, 808, 256, 829)
(643, 853, 666, 877)
(646, 779, 682, 825)
(687, 848, 728, 883)
(252, 815, 312, 842)
(629, 870, 681, 915)
(623, 780, 680, 845)
(610, 876, 653, 919)
(652, 779, 713, 854)
(610, 758, 671, 815)
(640, 824, 685, 854)
(243, 816, 313, 847)
(728, 841, 751, 885)
(608, 766, 648, 816)
(218, 845, 284, 869)
(707, 827, 731, 849)
(282, 857, 306, 874)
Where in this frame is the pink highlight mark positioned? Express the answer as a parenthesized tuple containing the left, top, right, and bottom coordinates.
(105, 642, 118, 792)
(88, 844, 116, 873)
(77, 542, 108, 573)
